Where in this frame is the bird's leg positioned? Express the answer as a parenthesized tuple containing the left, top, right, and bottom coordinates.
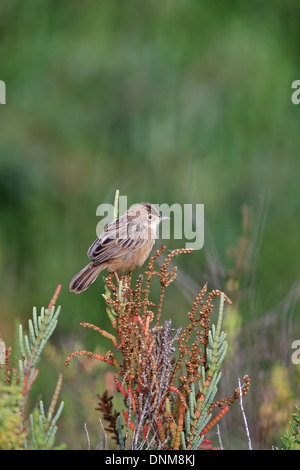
(114, 271, 120, 283)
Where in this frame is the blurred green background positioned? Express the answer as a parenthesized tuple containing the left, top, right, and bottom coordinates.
(1, 0, 300, 449)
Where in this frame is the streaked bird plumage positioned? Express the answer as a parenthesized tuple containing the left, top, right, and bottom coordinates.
(69, 202, 167, 293)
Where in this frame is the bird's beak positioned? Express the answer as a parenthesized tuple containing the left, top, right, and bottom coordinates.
(160, 216, 170, 220)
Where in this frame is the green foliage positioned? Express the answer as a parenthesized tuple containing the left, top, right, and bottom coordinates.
(19, 305, 61, 368)
(277, 405, 300, 450)
(0, 380, 25, 450)
(0, 288, 64, 450)
(27, 396, 65, 450)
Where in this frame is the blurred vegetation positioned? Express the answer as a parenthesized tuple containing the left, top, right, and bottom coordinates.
(0, 0, 300, 449)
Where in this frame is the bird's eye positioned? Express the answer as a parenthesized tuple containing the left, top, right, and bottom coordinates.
(148, 214, 153, 220)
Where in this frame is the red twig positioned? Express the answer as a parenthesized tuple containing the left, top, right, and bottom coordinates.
(47, 284, 62, 311)
(123, 409, 134, 431)
(115, 380, 128, 398)
(200, 405, 230, 436)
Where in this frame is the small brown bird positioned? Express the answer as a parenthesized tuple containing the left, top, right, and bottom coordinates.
(69, 202, 168, 293)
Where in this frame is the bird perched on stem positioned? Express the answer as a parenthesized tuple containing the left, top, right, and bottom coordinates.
(69, 202, 169, 293)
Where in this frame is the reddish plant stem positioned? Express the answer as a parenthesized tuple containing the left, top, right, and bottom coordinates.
(200, 405, 230, 436)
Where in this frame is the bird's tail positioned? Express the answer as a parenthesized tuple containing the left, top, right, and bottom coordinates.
(69, 262, 106, 293)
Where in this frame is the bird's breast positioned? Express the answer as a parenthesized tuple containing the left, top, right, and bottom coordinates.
(107, 241, 154, 273)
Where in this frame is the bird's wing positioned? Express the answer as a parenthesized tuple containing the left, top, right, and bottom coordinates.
(87, 216, 149, 265)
